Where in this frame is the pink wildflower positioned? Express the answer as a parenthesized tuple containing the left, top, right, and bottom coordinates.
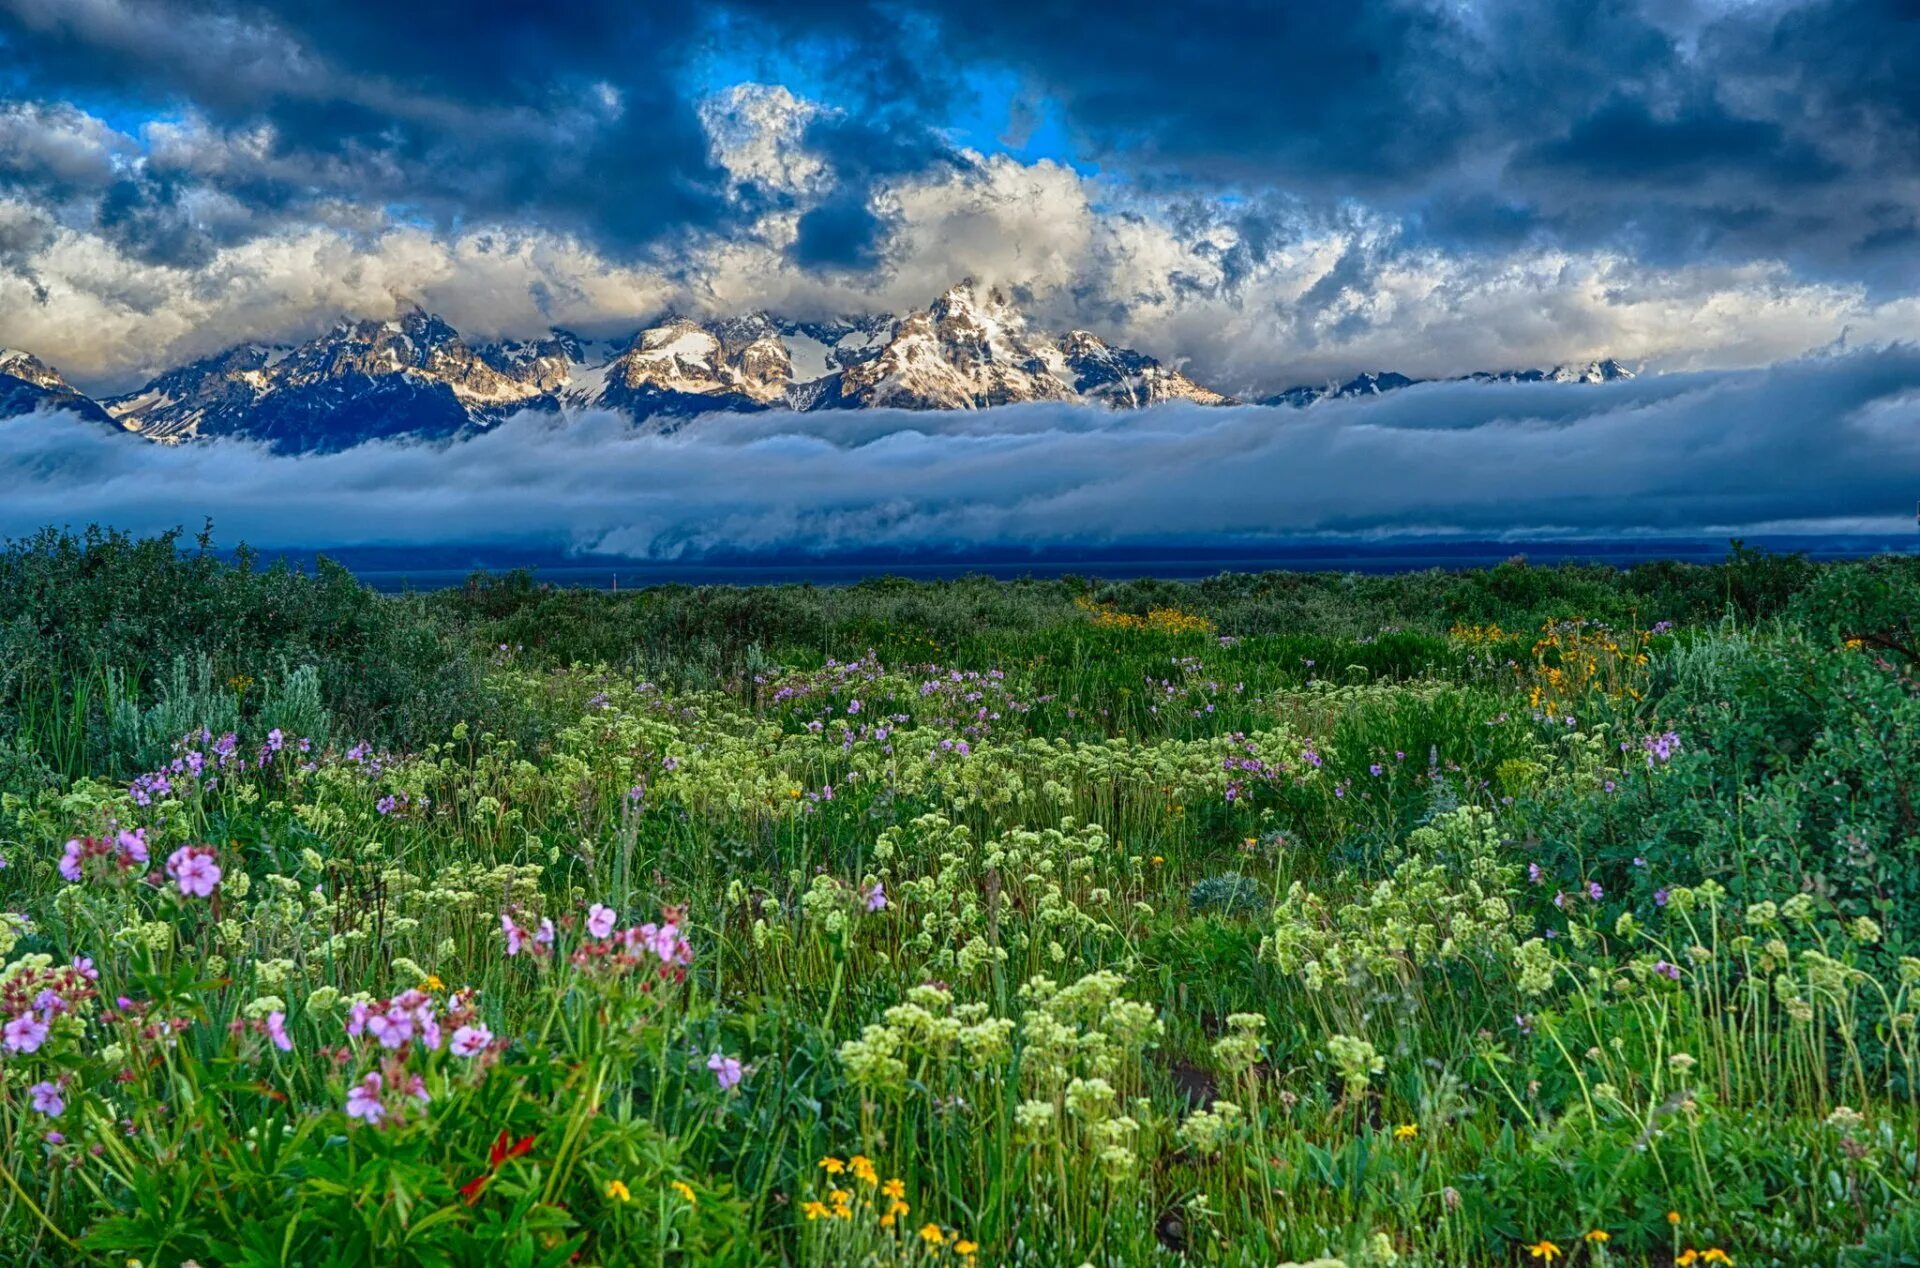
(115, 829, 149, 865)
(165, 845, 221, 898)
(450, 1024, 493, 1057)
(265, 1011, 294, 1052)
(345, 1073, 385, 1123)
(3, 1013, 49, 1054)
(707, 1051, 743, 1091)
(366, 1008, 413, 1049)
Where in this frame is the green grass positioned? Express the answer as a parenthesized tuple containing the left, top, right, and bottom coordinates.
(0, 532, 1915, 1264)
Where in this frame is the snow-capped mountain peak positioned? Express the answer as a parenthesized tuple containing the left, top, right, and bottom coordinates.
(0, 348, 72, 392)
(0, 347, 114, 425)
(5, 286, 1641, 449)
(824, 279, 1075, 410)
(1270, 359, 1637, 406)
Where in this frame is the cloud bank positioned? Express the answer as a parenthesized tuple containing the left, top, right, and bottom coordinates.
(4, 346, 1916, 556)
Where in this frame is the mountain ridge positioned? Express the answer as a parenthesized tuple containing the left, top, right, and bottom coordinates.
(0, 283, 1636, 451)
(0, 348, 116, 426)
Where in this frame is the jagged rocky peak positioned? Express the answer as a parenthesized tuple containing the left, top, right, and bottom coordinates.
(708, 311, 795, 394)
(600, 314, 788, 405)
(1271, 359, 1637, 407)
(0, 347, 114, 425)
(1557, 358, 1635, 383)
(273, 304, 549, 406)
(1466, 358, 1638, 386)
(3, 284, 1649, 447)
(0, 348, 75, 392)
(105, 343, 287, 441)
(831, 279, 1076, 410)
(1057, 329, 1230, 407)
(1262, 370, 1420, 407)
(478, 334, 578, 394)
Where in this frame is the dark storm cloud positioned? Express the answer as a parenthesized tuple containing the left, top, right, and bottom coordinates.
(2, 0, 1918, 287)
(829, 0, 1919, 279)
(792, 193, 889, 270)
(96, 173, 216, 268)
(4, 345, 1915, 553)
(0, 0, 730, 254)
(787, 111, 968, 271)
(1518, 96, 1841, 188)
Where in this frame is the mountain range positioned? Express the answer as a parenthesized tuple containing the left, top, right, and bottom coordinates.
(0, 281, 1634, 452)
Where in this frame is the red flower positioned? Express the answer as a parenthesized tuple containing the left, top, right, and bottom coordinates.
(461, 1130, 537, 1204)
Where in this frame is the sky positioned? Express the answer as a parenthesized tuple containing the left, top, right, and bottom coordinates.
(3, 0, 1920, 398)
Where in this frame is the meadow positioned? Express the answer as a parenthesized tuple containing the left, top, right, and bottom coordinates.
(0, 527, 1916, 1266)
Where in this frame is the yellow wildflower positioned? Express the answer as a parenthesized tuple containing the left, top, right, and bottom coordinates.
(1526, 1243, 1562, 1262)
(818, 1155, 846, 1175)
(1701, 1253, 1733, 1265)
(422, 974, 445, 991)
(956, 1240, 978, 1255)
(882, 1177, 906, 1199)
(919, 1223, 947, 1246)
(1667, 1211, 1682, 1226)
(849, 1154, 878, 1185)
(801, 1200, 831, 1221)
(1584, 1230, 1609, 1243)
(1393, 1123, 1418, 1140)
(605, 1179, 631, 1203)
(669, 1180, 696, 1205)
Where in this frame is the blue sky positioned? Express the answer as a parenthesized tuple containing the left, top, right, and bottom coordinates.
(1, 0, 1917, 393)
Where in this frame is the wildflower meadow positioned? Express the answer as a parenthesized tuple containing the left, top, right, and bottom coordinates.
(0, 528, 1916, 1266)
